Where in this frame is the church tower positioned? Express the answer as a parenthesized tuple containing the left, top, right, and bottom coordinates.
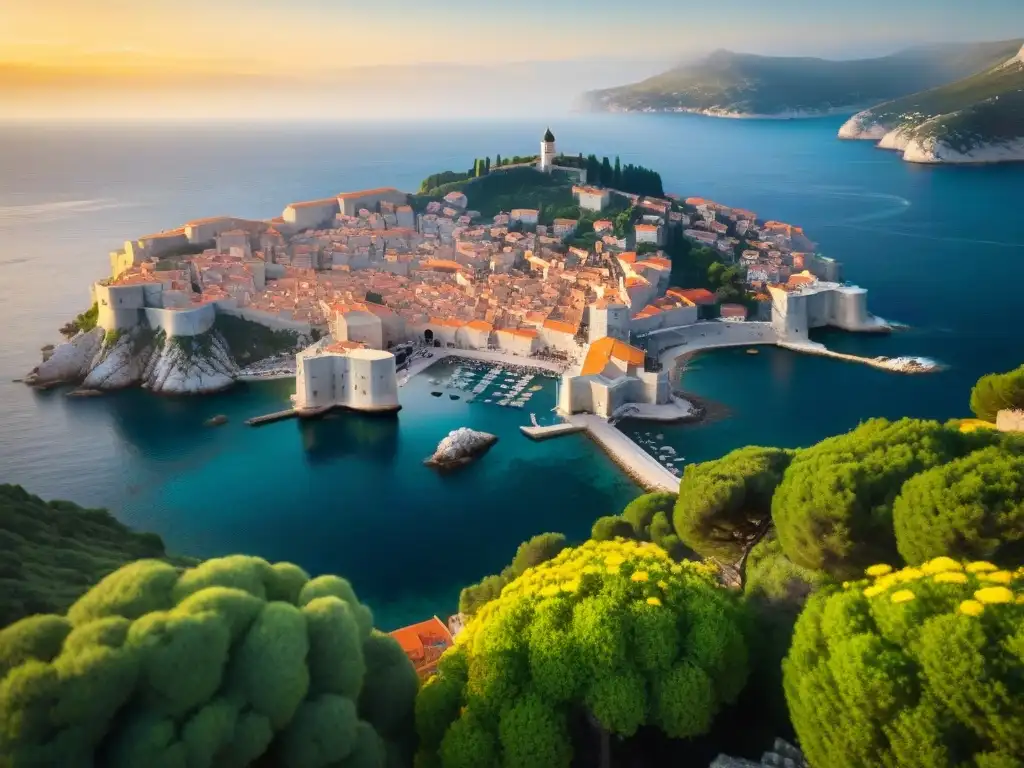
(540, 127, 556, 173)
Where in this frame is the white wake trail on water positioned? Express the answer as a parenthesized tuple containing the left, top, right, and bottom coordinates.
(0, 198, 138, 227)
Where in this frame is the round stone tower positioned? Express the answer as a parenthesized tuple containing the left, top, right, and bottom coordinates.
(540, 127, 556, 172)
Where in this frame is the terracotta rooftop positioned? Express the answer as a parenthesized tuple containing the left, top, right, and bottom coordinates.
(581, 336, 646, 376)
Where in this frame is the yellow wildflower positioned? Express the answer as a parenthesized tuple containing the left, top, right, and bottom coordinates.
(842, 582, 850, 589)
(605, 554, 625, 567)
(959, 600, 984, 616)
(646, 597, 662, 606)
(966, 561, 997, 573)
(978, 571, 1012, 585)
(933, 572, 968, 585)
(561, 579, 580, 593)
(1016, 594, 1024, 604)
(890, 590, 915, 604)
(863, 585, 885, 599)
(582, 564, 599, 575)
(865, 564, 893, 577)
(974, 587, 1013, 605)
(658, 580, 668, 590)
(922, 556, 962, 574)
(631, 571, 650, 583)
(895, 568, 924, 583)
(540, 585, 560, 598)
(875, 574, 898, 590)
(670, 564, 683, 574)
(607, 565, 621, 575)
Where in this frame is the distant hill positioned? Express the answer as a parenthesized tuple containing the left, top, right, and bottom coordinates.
(581, 40, 1024, 118)
(0, 484, 193, 627)
(839, 44, 1024, 164)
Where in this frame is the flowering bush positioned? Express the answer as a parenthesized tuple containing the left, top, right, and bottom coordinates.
(783, 557, 1024, 768)
(0, 555, 419, 768)
(416, 539, 748, 768)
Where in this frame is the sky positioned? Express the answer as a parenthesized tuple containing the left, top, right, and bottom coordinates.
(2, 0, 1022, 119)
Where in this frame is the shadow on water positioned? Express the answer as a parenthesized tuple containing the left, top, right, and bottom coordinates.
(298, 411, 400, 465)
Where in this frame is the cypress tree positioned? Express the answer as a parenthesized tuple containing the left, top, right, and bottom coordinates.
(614, 156, 622, 187)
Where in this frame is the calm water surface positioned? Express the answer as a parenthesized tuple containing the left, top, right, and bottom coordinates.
(1, 116, 1022, 626)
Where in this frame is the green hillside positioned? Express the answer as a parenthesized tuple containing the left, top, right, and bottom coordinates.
(583, 40, 1023, 116)
(0, 484, 193, 626)
(841, 48, 1024, 155)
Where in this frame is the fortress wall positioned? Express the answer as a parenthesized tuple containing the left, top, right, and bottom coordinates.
(143, 304, 216, 337)
(830, 288, 869, 330)
(295, 353, 336, 410)
(94, 283, 145, 331)
(338, 189, 408, 217)
(651, 320, 778, 358)
(344, 353, 400, 411)
(769, 288, 809, 341)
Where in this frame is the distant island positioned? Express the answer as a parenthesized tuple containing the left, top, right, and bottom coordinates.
(580, 41, 1022, 120)
(839, 43, 1024, 164)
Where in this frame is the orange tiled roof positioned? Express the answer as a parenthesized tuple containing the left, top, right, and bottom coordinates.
(389, 617, 453, 679)
(581, 337, 646, 376)
(543, 319, 578, 334)
(497, 327, 538, 338)
(287, 198, 339, 209)
(617, 252, 637, 264)
(466, 320, 493, 332)
(337, 187, 402, 200)
(668, 287, 716, 305)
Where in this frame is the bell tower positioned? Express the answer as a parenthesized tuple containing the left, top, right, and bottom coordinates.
(540, 127, 556, 173)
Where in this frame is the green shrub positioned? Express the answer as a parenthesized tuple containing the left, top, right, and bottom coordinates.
(0, 555, 419, 767)
(772, 419, 973, 578)
(674, 446, 793, 562)
(590, 516, 635, 541)
(970, 364, 1024, 422)
(419, 540, 747, 767)
(621, 492, 676, 540)
(458, 533, 566, 616)
(893, 446, 1024, 567)
(784, 559, 1024, 768)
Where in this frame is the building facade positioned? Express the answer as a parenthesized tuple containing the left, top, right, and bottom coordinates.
(294, 340, 400, 413)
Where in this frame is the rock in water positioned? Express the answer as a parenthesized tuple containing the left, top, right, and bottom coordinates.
(424, 427, 498, 471)
(204, 414, 229, 427)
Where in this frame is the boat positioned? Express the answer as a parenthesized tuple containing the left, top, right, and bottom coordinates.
(431, 391, 442, 397)
(449, 394, 461, 401)
(746, 348, 759, 355)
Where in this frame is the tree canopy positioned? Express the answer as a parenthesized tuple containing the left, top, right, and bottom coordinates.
(458, 533, 567, 616)
(970, 364, 1024, 422)
(771, 419, 976, 579)
(674, 446, 794, 563)
(892, 446, 1024, 567)
(622, 492, 677, 541)
(417, 539, 748, 768)
(784, 558, 1024, 768)
(0, 484, 193, 628)
(0, 555, 419, 768)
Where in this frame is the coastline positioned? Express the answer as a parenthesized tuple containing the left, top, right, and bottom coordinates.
(593, 105, 861, 120)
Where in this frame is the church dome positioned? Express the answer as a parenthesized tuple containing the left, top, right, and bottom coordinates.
(542, 127, 555, 143)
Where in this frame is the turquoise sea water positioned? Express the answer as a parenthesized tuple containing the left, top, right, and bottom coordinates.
(1, 115, 1022, 627)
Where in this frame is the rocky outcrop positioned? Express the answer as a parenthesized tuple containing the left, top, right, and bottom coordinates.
(837, 110, 891, 140)
(424, 428, 498, 471)
(23, 328, 103, 388)
(711, 739, 808, 768)
(902, 136, 1024, 164)
(23, 326, 238, 395)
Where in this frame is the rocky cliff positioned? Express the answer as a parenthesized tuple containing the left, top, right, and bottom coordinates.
(838, 44, 1024, 164)
(25, 326, 238, 395)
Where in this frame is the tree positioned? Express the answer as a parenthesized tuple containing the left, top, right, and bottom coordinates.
(0, 485, 193, 629)
(621, 492, 676, 540)
(784, 559, 1024, 768)
(970, 364, 1024, 422)
(495, 154, 501, 168)
(0, 555, 419, 767)
(484, 157, 491, 175)
(892, 445, 1024, 567)
(600, 157, 613, 186)
(458, 533, 567, 616)
(590, 516, 636, 541)
(772, 418, 975, 579)
(673, 446, 793, 567)
(613, 156, 622, 188)
(416, 540, 748, 768)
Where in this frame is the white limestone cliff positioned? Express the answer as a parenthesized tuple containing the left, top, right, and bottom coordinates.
(425, 428, 499, 470)
(24, 327, 239, 395)
(24, 328, 104, 387)
(837, 110, 890, 140)
(902, 136, 1024, 164)
(142, 334, 237, 394)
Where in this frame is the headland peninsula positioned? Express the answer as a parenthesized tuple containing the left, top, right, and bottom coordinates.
(25, 127, 939, 485)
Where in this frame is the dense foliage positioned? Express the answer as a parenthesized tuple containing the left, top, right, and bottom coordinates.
(427, 167, 575, 219)
(772, 418, 977, 579)
(417, 539, 748, 768)
(60, 302, 99, 338)
(622, 492, 677, 540)
(458, 533, 567, 616)
(213, 313, 300, 364)
(893, 446, 1024, 567)
(0, 555, 419, 767)
(674, 446, 793, 563)
(784, 558, 1024, 768)
(971, 364, 1024, 422)
(0, 485, 192, 628)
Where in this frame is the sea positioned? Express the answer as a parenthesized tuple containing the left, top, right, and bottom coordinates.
(1, 116, 1022, 629)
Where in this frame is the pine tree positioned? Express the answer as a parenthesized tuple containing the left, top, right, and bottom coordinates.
(485, 157, 491, 175)
(600, 157, 613, 186)
(614, 156, 622, 188)
(496, 154, 502, 168)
